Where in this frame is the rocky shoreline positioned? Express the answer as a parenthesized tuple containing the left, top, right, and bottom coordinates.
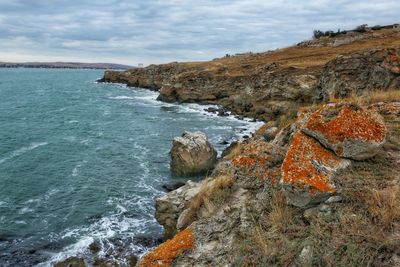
(100, 28, 400, 123)
(58, 28, 400, 266)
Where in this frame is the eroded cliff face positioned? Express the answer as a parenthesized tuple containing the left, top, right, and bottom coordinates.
(102, 29, 400, 121)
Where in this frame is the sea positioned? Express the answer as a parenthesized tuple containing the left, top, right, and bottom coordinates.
(0, 68, 262, 266)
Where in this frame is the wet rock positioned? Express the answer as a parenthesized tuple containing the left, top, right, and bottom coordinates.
(170, 131, 217, 176)
(204, 107, 219, 113)
(303, 103, 387, 160)
(219, 140, 230, 145)
(218, 109, 229, 116)
(89, 242, 101, 254)
(161, 181, 186, 192)
(54, 257, 86, 267)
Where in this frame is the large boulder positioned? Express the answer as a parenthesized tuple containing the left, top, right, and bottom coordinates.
(281, 131, 350, 207)
(302, 103, 387, 160)
(170, 131, 217, 176)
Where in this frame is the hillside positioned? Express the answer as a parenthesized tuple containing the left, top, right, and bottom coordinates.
(89, 26, 400, 267)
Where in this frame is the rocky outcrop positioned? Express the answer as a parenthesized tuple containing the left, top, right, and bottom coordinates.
(281, 130, 350, 207)
(315, 49, 400, 101)
(281, 103, 388, 207)
(102, 28, 400, 121)
(303, 103, 387, 160)
(170, 131, 217, 176)
(155, 180, 201, 239)
(140, 101, 399, 266)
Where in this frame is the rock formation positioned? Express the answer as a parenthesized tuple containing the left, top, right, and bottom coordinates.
(302, 103, 387, 160)
(138, 101, 398, 266)
(102, 27, 400, 267)
(155, 180, 201, 239)
(101, 28, 400, 122)
(170, 131, 217, 176)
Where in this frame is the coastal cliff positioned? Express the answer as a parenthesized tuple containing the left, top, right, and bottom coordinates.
(102, 28, 400, 122)
(98, 27, 400, 267)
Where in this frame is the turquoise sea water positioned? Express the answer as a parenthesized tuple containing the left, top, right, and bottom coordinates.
(0, 68, 261, 266)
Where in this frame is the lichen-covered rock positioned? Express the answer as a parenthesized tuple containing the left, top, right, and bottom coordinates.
(281, 131, 350, 207)
(138, 228, 195, 267)
(155, 181, 201, 239)
(303, 103, 387, 160)
(170, 131, 217, 176)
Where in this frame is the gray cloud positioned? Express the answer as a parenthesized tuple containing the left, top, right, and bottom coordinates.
(0, 0, 399, 65)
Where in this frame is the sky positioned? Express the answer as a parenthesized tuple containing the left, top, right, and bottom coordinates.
(0, 0, 399, 66)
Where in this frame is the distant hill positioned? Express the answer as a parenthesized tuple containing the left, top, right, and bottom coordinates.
(0, 62, 134, 70)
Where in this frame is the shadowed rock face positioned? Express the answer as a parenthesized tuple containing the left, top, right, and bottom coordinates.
(170, 131, 217, 177)
(315, 49, 400, 101)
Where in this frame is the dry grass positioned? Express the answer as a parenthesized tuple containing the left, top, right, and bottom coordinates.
(177, 28, 400, 76)
(233, 133, 400, 266)
(180, 175, 236, 228)
(362, 186, 400, 230)
(221, 142, 242, 160)
(329, 89, 400, 105)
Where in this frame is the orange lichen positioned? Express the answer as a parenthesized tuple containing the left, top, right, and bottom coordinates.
(281, 131, 346, 193)
(232, 156, 256, 168)
(139, 228, 195, 267)
(231, 140, 282, 182)
(255, 124, 269, 136)
(305, 105, 386, 144)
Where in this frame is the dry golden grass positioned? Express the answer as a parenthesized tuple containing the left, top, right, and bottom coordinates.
(174, 28, 400, 77)
(180, 175, 236, 228)
(233, 119, 400, 266)
(221, 142, 242, 160)
(362, 186, 400, 230)
(329, 89, 400, 105)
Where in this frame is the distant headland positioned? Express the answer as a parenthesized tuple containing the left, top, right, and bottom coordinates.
(0, 62, 133, 70)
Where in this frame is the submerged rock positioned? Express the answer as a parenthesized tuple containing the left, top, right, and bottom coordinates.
(161, 181, 186, 192)
(170, 131, 217, 176)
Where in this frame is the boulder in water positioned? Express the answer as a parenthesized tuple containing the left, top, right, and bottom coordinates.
(170, 131, 217, 176)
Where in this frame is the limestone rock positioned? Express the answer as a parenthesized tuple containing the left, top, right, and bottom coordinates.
(281, 131, 350, 207)
(170, 131, 217, 176)
(303, 103, 387, 160)
(316, 49, 400, 101)
(155, 180, 201, 239)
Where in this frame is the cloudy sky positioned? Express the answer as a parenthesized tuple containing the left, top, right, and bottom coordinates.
(0, 0, 399, 65)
